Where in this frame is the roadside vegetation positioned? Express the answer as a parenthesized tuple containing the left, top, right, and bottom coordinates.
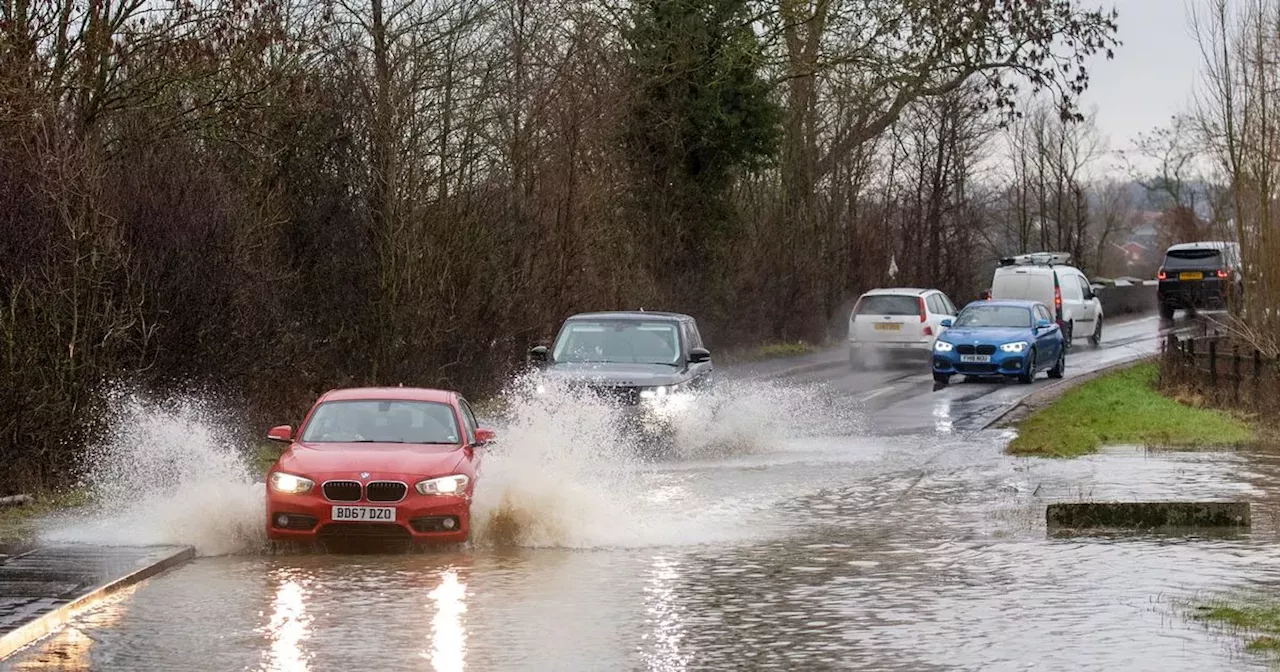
(1192, 600, 1280, 657)
(718, 341, 819, 365)
(1008, 362, 1254, 458)
(0, 489, 90, 543)
(16, 0, 1277, 491)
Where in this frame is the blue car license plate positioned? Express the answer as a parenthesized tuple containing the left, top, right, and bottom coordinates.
(960, 354, 990, 363)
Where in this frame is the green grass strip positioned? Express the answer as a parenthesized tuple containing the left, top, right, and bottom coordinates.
(1007, 362, 1254, 458)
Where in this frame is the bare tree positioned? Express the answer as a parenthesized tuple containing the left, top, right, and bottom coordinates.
(1191, 0, 1280, 347)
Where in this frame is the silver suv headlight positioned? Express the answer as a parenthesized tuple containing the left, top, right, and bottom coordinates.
(639, 385, 669, 399)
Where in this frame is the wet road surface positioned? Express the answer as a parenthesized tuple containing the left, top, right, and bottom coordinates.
(7, 312, 1280, 671)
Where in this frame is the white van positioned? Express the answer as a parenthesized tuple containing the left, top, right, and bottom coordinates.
(988, 253, 1103, 348)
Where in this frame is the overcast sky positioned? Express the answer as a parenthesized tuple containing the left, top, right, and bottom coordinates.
(1078, 0, 1207, 175)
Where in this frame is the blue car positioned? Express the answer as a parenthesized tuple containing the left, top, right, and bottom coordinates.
(931, 300, 1066, 385)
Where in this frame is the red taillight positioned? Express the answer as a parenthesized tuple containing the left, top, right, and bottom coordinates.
(1054, 286, 1062, 308)
(923, 326, 934, 336)
(1157, 270, 1167, 280)
(918, 297, 927, 322)
(1217, 269, 1229, 279)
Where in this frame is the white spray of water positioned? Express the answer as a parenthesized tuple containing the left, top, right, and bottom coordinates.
(468, 371, 837, 549)
(39, 371, 838, 555)
(40, 386, 266, 556)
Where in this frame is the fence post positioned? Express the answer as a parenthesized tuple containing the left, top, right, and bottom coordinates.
(1254, 349, 1262, 406)
(1232, 345, 1240, 404)
(1209, 339, 1218, 393)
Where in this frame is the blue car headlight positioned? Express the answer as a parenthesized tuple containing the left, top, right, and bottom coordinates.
(934, 341, 953, 352)
(1000, 341, 1029, 353)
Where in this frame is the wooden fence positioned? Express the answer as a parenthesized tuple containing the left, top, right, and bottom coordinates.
(1160, 333, 1279, 413)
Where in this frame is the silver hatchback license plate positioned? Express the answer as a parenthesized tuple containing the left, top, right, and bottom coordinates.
(960, 354, 991, 363)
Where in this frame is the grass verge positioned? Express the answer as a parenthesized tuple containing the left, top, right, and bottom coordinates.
(0, 488, 91, 543)
(1007, 362, 1254, 458)
(254, 443, 281, 477)
(718, 340, 820, 365)
(1193, 601, 1280, 655)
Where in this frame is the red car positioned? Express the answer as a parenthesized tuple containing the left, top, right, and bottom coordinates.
(264, 387, 492, 546)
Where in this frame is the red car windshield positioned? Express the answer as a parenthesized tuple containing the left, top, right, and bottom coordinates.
(299, 400, 461, 444)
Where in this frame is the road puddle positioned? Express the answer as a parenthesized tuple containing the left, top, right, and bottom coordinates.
(6, 379, 1280, 670)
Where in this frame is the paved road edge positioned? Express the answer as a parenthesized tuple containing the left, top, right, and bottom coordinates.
(741, 357, 847, 381)
(982, 353, 1159, 431)
(0, 545, 196, 660)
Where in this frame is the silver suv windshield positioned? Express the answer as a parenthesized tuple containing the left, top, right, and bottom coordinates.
(552, 320, 682, 365)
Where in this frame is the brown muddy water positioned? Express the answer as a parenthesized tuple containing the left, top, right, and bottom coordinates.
(4, 376, 1280, 671)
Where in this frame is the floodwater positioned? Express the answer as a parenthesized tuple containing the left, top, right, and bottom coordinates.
(6, 326, 1280, 671)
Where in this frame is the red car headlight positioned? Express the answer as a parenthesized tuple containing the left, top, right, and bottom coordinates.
(270, 471, 314, 494)
(416, 475, 470, 496)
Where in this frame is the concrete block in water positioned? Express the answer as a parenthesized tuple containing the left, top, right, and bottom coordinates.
(1046, 502, 1250, 529)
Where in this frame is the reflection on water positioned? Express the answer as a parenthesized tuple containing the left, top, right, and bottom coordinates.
(423, 568, 467, 672)
(5, 583, 137, 671)
(6, 431, 1280, 671)
(261, 572, 311, 672)
(7, 627, 92, 672)
(932, 397, 953, 434)
(642, 555, 688, 672)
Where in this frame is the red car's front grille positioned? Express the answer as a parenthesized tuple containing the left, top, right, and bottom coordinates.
(323, 481, 362, 502)
(366, 481, 407, 502)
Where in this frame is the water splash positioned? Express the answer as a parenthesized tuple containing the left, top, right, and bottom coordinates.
(468, 371, 837, 549)
(40, 385, 266, 556)
(38, 370, 836, 555)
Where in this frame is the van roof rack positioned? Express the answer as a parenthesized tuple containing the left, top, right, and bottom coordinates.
(998, 252, 1072, 267)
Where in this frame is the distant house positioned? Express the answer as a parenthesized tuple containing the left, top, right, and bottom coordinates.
(1114, 210, 1164, 276)
(1119, 241, 1147, 259)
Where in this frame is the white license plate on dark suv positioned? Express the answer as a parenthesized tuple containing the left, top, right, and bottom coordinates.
(331, 506, 396, 522)
(960, 354, 991, 363)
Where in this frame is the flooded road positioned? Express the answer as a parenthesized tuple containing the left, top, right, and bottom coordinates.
(7, 312, 1280, 671)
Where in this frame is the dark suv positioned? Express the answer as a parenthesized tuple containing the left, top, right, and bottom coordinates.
(528, 311, 713, 441)
(1157, 241, 1243, 319)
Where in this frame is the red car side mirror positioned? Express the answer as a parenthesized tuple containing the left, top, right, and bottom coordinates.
(474, 427, 496, 445)
(267, 425, 293, 443)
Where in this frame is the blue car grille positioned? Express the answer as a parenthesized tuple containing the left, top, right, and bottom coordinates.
(956, 344, 996, 355)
